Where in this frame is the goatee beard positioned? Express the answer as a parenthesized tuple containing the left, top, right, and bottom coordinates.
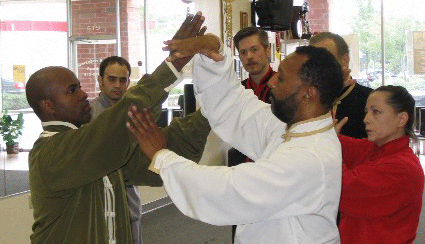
(270, 92, 299, 124)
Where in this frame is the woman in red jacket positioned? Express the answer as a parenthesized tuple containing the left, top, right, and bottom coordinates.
(338, 85, 424, 243)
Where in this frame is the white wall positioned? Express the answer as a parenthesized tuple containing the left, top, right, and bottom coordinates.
(231, 0, 252, 33)
(195, 0, 222, 37)
(194, 0, 252, 40)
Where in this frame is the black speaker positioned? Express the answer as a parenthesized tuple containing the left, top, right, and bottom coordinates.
(252, 0, 294, 31)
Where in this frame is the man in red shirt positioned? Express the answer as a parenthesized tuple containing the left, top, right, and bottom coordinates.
(234, 27, 275, 104)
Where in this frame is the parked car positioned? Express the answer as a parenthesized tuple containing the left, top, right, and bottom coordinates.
(1, 78, 25, 93)
(355, 77, 372, 88)
(412, 91, 425, 107)
(356, 69, 397, 88)
(366, 69, 396, 81)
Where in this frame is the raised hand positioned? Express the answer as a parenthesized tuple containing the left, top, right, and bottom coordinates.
(164, 34, 223, 62)
(126, 105, 166, 161)
(172, 11, 207, 40)
(171, 11, 207, 71)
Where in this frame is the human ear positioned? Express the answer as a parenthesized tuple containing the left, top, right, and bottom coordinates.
(97, 75, 103, 86)
(304, 86, 317, 100)
(340, 54, 351, 78)
(397, 112, 409, 128)
(40, 100, 55, 116)
(341, 53, 350, 68)
(264, 41, 271, 63)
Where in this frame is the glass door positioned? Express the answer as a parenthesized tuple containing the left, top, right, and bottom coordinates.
(68, 0, 120, 100)
(70, 38, 118, 98)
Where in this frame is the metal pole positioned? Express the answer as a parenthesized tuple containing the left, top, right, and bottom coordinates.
(380, 0, 385, 86)
(67, 0, 72, 70)
(116, 0, 121, 56)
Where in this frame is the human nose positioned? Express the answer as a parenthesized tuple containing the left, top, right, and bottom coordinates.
(363, 111, 370, 125)
(80, 89, 88, 100)
(112, 80, 121, 87)
(246, 50, 254, 59)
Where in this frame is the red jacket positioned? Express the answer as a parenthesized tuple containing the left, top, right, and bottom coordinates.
(338, 135, 424, 243)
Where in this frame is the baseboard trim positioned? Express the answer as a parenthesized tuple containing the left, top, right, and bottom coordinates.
(142, 196, 172, 214)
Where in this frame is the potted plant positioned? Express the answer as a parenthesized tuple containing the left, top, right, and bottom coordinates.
(0, 111, 24, 154)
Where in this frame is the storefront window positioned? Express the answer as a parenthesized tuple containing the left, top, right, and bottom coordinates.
(145, 0, 194, 73)
(384, 0, 425, 105)
(0, 0, 196, 198)
(0, 0, 67, 197)
(329, 0, 425, 105)
(145, 0, 195, 112)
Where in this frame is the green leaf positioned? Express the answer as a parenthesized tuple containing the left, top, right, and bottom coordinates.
(0, 111, 24, 144)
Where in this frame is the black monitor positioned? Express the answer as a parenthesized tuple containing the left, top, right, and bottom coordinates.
(252, 0, 294, 31)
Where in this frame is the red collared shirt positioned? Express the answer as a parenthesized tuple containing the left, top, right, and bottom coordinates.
(241, 66, 275, 103)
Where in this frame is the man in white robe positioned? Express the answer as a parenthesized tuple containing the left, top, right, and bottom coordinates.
(126, 36, 344, 244)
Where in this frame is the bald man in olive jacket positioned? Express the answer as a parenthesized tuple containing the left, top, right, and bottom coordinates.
(26, 13, 210, 244)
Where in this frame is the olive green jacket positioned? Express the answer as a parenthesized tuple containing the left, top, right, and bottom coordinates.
(29, 62, 211, 243)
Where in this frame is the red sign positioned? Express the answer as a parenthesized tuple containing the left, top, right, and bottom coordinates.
(0, 21, 67, 32)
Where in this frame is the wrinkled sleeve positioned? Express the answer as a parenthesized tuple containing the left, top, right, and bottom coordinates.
(192, 48, 284, 161)
(153, 145, 327, 226)
(122, 109, 211, 186)
(162, 109, 211, 163)
(32, 62, 179, 191)
(340, 154, 418, 217)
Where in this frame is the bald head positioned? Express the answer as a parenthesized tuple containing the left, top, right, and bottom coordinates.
(26, 66, 91, 126)
(309, 32, 351, 85)
(27, 66, 64, 119)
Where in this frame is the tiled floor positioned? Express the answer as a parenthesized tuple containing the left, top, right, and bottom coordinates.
(142, 203, 232, 244)
(0, 170, 29, 197)
(0, 151, 29, 171)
